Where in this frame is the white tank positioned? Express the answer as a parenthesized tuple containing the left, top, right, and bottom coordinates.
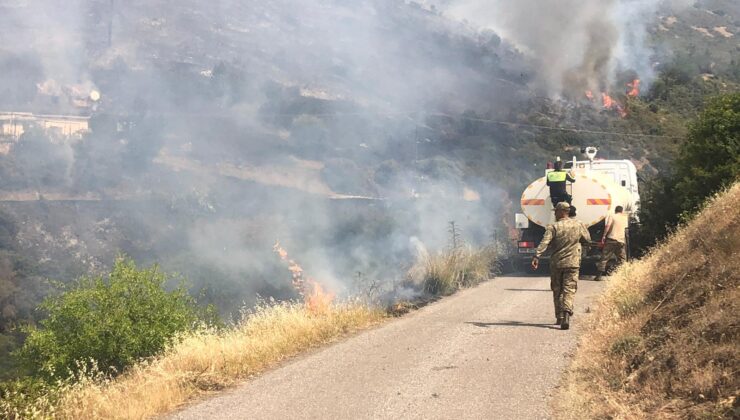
(520, 169, 635, 228)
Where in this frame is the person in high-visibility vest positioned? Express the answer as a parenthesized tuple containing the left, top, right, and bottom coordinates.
(547, 160, 576, 206)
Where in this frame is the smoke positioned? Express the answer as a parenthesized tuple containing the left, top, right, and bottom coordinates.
(444, 0, 691, 95)
(0, 0, 97, 110)
(1, 0, 700, 318)
(0, 0, 516, 316)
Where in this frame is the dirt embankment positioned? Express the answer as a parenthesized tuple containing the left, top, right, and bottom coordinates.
(556, 183, 739, 418)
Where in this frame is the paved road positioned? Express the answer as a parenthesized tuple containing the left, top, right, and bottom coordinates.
(172, 276, 605, 420)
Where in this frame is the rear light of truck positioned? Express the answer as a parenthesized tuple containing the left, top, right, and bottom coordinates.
(518, 241, 535, 248)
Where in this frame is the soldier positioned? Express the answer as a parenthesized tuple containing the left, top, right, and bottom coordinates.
(595, 206, 629, 281)
(531, 202, 591, 330)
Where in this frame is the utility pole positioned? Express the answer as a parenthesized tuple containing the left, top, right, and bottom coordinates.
(448, 221, 461, 251)
(107, 0, 115, 48)
(414, 123, 419, 164)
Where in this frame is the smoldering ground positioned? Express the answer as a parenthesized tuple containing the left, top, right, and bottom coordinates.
(0, 0, 519, 318)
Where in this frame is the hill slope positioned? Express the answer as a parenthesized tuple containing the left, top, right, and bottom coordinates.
(0, 0, 738, 383)
(556, 182, 739, 418)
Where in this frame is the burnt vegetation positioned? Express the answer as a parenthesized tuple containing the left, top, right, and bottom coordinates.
(0, 1, 737, 413)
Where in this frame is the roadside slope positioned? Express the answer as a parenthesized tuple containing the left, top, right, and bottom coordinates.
(172, 276, 605, 420)
(556, 183, 740, 419)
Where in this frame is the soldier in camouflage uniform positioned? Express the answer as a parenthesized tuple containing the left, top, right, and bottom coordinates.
(531, 202, 591, 330)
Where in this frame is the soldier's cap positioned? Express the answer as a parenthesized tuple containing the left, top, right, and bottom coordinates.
(554, 202, 571, 211)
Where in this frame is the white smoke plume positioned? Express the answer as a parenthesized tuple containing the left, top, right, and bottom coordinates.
(1, 0, 517, 316)
(0, 1, 94, 97)
(443, 0, 692, 95)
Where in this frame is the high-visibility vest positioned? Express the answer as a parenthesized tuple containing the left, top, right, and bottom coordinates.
(547, 171, 568, 182)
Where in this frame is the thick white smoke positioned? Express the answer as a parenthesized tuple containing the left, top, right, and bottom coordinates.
(443, 0, 692, 95)
(1, 0, 517, 315)
(1, 0, 92, 93)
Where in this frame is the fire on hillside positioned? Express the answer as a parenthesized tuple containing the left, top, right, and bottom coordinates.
(583, 78, 640, 118)
(273, 242, 335, 314)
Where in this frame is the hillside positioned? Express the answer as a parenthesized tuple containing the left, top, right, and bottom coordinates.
(0, 0, 738, 382)
(555, 182, 739, 418)
(0, 0, 535, 380)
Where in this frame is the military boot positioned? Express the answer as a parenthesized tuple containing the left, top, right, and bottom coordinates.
(560, 312, 570, 330)
(593, 271, 607, 281)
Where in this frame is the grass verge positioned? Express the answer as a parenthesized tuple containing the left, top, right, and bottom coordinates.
(554, 183, 740, 419)
(2, 244, 497, 419)
(408, 246, 495, 296)
(1, 301, 384, 419)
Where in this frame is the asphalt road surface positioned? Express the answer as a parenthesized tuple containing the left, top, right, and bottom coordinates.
(172, 276, 606, 420)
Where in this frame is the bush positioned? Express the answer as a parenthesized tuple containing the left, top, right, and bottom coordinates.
(410, 247, 495, 296)
(2, 300, 383, 419)
(675, 93, 740, 215)
(17, 258, 202, 379)
(631, 174, 682, 252)
(635, 93, 739, 250)
(0, 376, 66, 418)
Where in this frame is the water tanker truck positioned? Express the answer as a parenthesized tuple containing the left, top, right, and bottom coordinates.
(514, 147, 640, 270)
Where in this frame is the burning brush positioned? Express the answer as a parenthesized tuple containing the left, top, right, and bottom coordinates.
(273, 241, 335, 314)
(626, 79, 640, 97)
(585, 90, 627, 118)
(601, 92, 627, 118)
(583, 78, 639, 118)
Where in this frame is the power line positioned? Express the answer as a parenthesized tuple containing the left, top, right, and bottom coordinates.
(427, 113, 684, 140)
(2, 107, 683, 140)
(267, 110, 684, 140)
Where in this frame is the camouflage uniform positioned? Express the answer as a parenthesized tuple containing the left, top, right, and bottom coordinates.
(597, 239, 626, 272)
(535, 217, 591, 318)
(597, 213, 629, 273)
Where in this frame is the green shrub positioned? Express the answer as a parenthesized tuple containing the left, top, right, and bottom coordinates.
(675, 93, 740, 215)
(0, 376, 62, 418)
(635, 93, 740, 250)
(17, 257, 202, 379)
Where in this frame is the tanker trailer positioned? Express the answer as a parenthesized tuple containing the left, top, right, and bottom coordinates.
(514, 147, 640, 271)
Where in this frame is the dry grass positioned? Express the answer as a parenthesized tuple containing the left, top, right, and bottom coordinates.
(555, 183, 740, 419)
(3, 301, 384, 419)
(408, 246, 495, 296)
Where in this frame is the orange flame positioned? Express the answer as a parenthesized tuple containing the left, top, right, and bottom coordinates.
(601, 92, 615, 109)
(305, 280, 335, 315)
(616, 104, 627, 118)
(600, 92, 628, 118)
(626, 79, 640, 97)
(585, 90, 594, 101)
(273, 241, 306, 297)
(273, 241, 335, 313)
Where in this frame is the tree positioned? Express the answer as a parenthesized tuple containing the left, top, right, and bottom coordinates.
(675, 93, 740, 214)
(632, 174, 683, 252)
(17, 258, 202, 379)
(634, 93, 739, 251)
